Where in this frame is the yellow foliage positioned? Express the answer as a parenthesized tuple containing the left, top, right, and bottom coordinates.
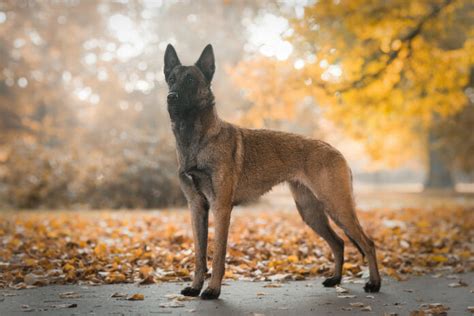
(231, 0, 473, 167)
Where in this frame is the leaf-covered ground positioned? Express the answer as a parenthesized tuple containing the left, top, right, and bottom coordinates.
(0, 207, 473, 289)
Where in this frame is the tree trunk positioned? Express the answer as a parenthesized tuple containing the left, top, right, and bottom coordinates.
(424, 130, 455, 190)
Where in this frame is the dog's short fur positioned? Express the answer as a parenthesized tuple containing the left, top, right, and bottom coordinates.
(164, 44, 381, 300)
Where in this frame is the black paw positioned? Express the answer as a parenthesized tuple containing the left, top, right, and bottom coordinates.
(181, 286, 201, 297)
(322, 276, 341, 287)
(200, 287, 220, 300)
(364, 280, 381, 293)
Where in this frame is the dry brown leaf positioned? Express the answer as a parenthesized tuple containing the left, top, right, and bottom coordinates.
(111, 292, 127, 298)
(350, 302, 365, 307)
(0, 207, 472, 288)
(336, 286, 349, 293)
(139, 275, 155, 285)
(59, 291, 81, 299)
(448, 280, 468, 288)
(160, 301, 185, 308)
(49, 303, 78, 309)
(338, 295, 356, 298)
(127, 293, 144, 301)
(263, 283, 282, 288)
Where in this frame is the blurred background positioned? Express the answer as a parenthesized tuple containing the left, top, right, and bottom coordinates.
(0, 0, 473, 210)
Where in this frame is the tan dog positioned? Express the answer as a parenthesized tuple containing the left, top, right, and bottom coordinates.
(164, 44, 381, 299)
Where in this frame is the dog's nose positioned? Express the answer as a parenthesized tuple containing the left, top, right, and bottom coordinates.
(167, 92, 179, 101)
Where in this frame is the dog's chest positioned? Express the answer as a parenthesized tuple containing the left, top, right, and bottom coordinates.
(177, 144, 215, 201)
(184, 165, 214, 198)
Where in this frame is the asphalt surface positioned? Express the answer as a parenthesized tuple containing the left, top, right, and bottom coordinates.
(0, 273, 473, 315)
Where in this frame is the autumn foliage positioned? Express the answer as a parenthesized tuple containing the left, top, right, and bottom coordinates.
(231, 0, 474, 171)
(0, 207, 472, 289)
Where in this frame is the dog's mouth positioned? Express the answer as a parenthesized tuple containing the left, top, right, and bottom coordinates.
(167, 100, 192, 119)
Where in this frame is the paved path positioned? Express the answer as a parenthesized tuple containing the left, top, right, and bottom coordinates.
(1, 273, 473, 315)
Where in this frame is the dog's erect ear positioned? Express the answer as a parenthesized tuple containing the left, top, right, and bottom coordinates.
(195, 44, 215, 83)
(164, 44, 181, 80)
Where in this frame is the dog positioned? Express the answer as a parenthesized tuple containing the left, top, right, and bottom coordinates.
(164, 44, 381, 300)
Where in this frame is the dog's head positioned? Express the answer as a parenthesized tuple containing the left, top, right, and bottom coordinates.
(164, 44, 215, 118)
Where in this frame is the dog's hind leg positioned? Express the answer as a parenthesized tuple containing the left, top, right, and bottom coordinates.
(289, 181, 344, 287)
(332, 206, 380, 292)
(307, 160, 381, 293)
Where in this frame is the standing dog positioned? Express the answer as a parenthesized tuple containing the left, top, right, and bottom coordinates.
(164, 44, 381, 300)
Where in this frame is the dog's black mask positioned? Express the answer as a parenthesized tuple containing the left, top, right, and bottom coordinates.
(164, 44, 215, 119)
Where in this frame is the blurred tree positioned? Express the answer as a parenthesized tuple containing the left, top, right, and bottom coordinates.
(0, 0, 263, 208)
(232, 0, 474, 189)
(433, 68, 474, 175)
(229, 57, 304, 127)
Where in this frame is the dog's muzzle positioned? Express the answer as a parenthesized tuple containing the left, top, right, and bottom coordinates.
(167, 91, 179, 102)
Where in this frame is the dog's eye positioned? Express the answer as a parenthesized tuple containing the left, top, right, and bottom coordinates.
(169, 77, 176, 84)
(187, 76, 194, 84)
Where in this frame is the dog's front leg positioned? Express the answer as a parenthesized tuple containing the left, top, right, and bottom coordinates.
(200, 203, 231, 300)
(181, 198, 209, 297)
(178, 172, 210, 297)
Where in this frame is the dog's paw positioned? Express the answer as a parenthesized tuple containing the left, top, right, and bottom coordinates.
(322, 276, 341, 287)
(363, 280, 381, 293)
(200, 287, 220, 300)
(181, 286, 201, 297)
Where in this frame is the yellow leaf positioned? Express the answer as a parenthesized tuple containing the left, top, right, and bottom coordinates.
(128, 293, 144, 301)
(63, 263, 75, 272)
(431, 255, 448, 263)
(139, 265, 153, 277)
(23, 258, 37, 266)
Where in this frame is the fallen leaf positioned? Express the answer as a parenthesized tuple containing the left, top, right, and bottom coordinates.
(0, 207, 472, 289)
(268, 274, 291, 282)
(160, 301, 185, 308)
(361, 305, 372, 311)
(49, 303, 78, 309)
(383, 220, 406, 229)
(336, 286, 349, 293)
(263, 283, 282, 288)
(21, 304, 34, 312)
(164, 294, 196, 301)
(24, 273, 47, 286)
(111, 292, 128, 298)
(448, 280, 468, 288)
(412, 303, 450, 315)
(139, 275, 155, 285)
(128, 293, 144, 301)
(59, 291, 81, 299)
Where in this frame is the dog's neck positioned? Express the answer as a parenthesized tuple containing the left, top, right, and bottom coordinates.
(170, 99, 220, 150)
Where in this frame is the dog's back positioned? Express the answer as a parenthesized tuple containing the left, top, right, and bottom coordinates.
(232, 126, 345, 204)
